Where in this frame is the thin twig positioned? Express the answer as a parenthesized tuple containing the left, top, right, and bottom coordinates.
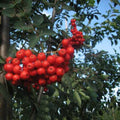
(37, 86, 44, 103)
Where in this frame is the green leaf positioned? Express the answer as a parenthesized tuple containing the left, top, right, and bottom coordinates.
(66, 98, 70, 105)
(62, 117, 67, 120)
(33, 15, 44, 26)
(79, 91, 90, 100)
(39, 29, 56, 36)
(0, 0, 22, 9)
(53, 89, 59, 97)
(0, 3, 14, 8)
(13, 21, 33, 31)
(2, 8, 16, 17)
(29, 34, 40, 48)
(62, 4, 73, 11)
(15, 0, 32, 17)
(73, 91, 81, 107)
(22, 0, 32, 14)
(113, 8, 120, 13)
(95, 15, 99, 20)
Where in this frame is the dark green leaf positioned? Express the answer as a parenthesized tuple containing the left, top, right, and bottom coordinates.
(95, 15, 99, 20)
(13, 21, 33, 31)
(2, 8, 16, 17)
(33, 15, 44, 26)
(29, 34, 40, 48)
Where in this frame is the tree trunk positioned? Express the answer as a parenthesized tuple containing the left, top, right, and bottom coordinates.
(0, 15, 11, 120)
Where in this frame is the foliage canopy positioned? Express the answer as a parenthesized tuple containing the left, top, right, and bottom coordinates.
(0, 0, 120, 120)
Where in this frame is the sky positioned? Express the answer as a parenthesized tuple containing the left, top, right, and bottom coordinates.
(94, 0, 120, 54)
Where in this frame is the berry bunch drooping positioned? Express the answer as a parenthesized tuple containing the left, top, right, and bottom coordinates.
(4, 19, 85, 91)
(70, 19, 85, 48)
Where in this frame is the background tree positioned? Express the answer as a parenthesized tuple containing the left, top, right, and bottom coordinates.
(0, 0, 120, 120)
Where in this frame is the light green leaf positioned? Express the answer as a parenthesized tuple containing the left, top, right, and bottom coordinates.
(73, 91, 81, 107)
(62, 117, 67, 120)
(53, 89, 59, 97)
(79, 91, 90, 100)
(66, 98, 70, 105)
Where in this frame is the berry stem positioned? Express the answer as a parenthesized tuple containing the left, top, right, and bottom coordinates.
(30, 86, 44, 120)
(45, 42, 62, 54)
(37, 86, 44, 103)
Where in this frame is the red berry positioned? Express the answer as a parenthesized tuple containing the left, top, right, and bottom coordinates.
(47, 66, 56, 75)
(37, 52, 46, 61)
(20, 71, 29, 80)
(13, 65, 21, 74)
(43, 87, 48, 92)
(66, 46, 74, 55)
(11, 80, 18, 85)
(23, 66, 28, 71)
(71, 19, 76, 23)
(12, 74, 20, 81)
(47, 55, 56, 65)
(16, 50, 25, 59)
(6, 57, 13, 63)
(71, 22, 76, 27)
(34, 60, 42, 68)
(25, 49, 32, 57)
(38, 78, 46, 86)
(37, 67, 46, 75)
(4, 63, 13, 73)
(42, 60, 50, 68)
(64, 65, 69, 72)
(29, 54, 37, 62)
(29, 70, 37, 76)
(49, 75, 57, 83)
(22, 57, 30, 66)
(12, 58, 20, 65)
(56, 67, 65, 76)
(5, 73, 13, 81)
(64, 53, 71, 61)
(27, 62, 34, 70)
(62, 39, 69, 48)
(56, 56, 64, 65)
(47, 80, 52, 84)
(58, 49, 66, 56)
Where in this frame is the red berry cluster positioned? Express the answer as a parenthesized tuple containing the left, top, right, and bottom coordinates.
(4, 19, 84, 91)
(70, 19, 85, 48)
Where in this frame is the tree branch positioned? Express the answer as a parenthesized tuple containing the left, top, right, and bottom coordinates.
(0, 15, 10, 59)
(0, 14, 12, 120)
